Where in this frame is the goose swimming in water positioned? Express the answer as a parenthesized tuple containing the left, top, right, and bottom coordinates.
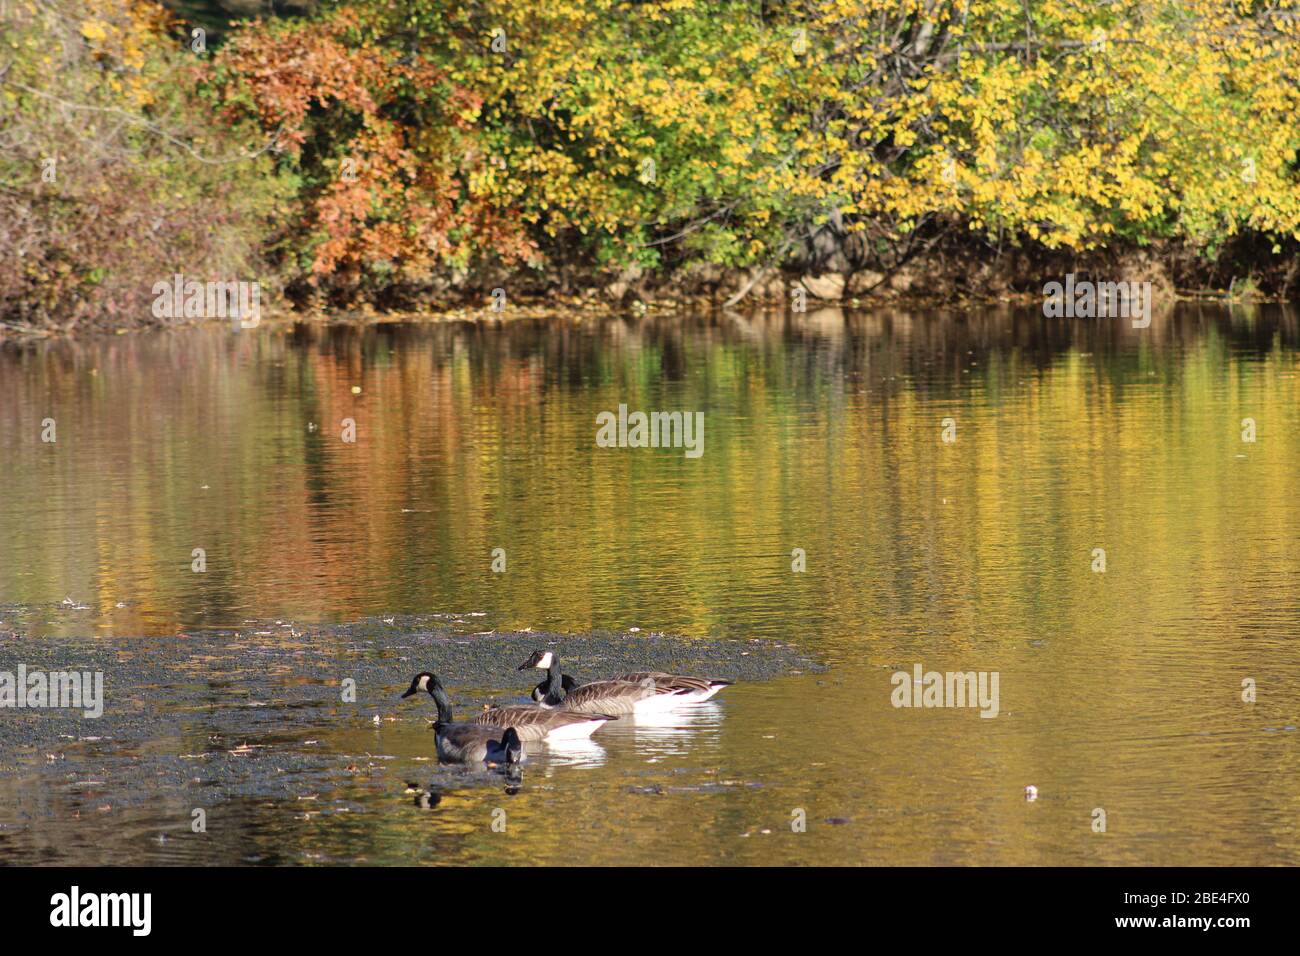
(398, 673, 526, 766)
(402, 671, 616, 742)
(518, 651, 733, 714)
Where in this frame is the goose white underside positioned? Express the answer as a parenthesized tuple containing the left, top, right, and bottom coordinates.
(631, 690, 697, 714)
(672, 686, 726, 704)
(540, 691, 708, 715)
(542, 718, 610, 740)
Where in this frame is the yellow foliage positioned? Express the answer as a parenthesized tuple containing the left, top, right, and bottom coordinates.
(376, 0, 1298, 267)
(79, 19, 108, 42)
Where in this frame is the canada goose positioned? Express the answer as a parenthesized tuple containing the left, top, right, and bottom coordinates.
(518, 651, 725, 715)
(398, 673, 524, 766)
(401, 671, 615, 742)
(520, 650, 732, 708)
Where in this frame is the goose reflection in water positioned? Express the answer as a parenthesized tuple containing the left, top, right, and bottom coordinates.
(515, 701, 726, 774)
(533, 735, 608, 771)
(610, 701, 725, 759)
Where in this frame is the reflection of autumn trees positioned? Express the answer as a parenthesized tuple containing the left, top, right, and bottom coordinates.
(0, 306, 1296, 644)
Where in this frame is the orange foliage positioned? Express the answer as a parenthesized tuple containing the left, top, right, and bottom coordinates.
(212, 8, 536, 288)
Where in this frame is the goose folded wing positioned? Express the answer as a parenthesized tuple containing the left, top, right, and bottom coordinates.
(616, 672, 717, 693)
(559, 679, 677, 713)
(473, 704, 614, 739)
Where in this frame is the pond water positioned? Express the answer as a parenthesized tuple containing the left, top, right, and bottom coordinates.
(1, 304, 1298, 865)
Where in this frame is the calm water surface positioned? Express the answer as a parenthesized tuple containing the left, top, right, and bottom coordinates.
(1, 304, 1298, 865)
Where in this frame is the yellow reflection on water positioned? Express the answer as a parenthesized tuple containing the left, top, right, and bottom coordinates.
(0, 305, 1297, 864)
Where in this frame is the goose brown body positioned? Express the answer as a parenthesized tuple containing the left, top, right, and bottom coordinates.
(519, 651, 732, 713)
(401, 670, 614, 746)
(614, 671, 732, 696)
(471, 703, 617, 739)
(550, 677, 682, 715)
(521, 650, 733, 709)
(434, 722, 518, 765)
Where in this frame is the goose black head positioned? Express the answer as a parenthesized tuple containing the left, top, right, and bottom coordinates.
(402, 671, 439, 699)
(401, 671, 455, 724)
(502, 727, 524, 765)
(517, 649, 556, 671)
